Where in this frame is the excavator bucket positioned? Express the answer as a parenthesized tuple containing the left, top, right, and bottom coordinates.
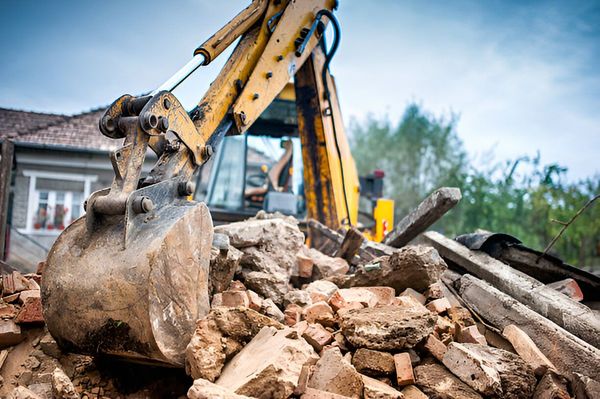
(40, 91, 217, 366)
(41, 179, 214, 366)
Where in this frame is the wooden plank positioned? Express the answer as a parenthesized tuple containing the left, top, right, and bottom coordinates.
(0, 140, 14, 261)
(384, 187, 461, 248)
(457, 274, 600, 381)
(334, 227, 365, 262)
(421, 231, 600, 349)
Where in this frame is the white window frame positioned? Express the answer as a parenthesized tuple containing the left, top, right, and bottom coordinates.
(21, 170, 98, 236)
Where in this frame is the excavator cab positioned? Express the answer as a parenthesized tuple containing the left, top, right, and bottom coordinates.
(42, 0, 394, 367)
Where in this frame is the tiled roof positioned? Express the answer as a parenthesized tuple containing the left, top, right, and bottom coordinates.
(0, 107, 119, 152)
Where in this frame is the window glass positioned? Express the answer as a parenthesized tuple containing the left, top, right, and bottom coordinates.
(206, 136, 245, 209)
(31, 181, 87, 232)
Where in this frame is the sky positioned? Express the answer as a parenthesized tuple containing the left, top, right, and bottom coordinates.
(1, 0, 599, 180)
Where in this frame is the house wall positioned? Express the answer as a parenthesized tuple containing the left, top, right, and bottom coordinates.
(7, 145, 156, 271)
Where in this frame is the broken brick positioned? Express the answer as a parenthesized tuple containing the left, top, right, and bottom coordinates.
(0, 319, 23, 347)
(502, 324, 555, 377)
(302, 323, 333, 352)
(307, 347, 363, 398)
(362, 374, 403, 399)
(15, 297, 44, 324)
(246, 290, 263, 311)
(351, 348, 395, 377)
(284, 304, 302, 326)
(423, 334, 447, 361)
(399, 287, 426, 304)
(546, 278, 584, 302)
(221, 290, 250, 308)
(302, 301, 334, 326)
(457, 324, 487, 345)
(394, 352, 415, 387)
(426, 297, 451, 314)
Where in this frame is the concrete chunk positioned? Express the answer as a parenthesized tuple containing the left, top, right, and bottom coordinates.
(330, 246, 447, 293)
(188, 378, 252, 399)
(0, 319, 24, 347)
(216, 326, 318, 399)
(442, 342, 536, 398)
(414, 363, 482, 399)
(340, 306, 436, 351)
(400, 385, 427, 399)
(362, 374, 403, 399)
(307, 347, 363, 398)
(51, 367, 79, 399)
(185, 307, 283, 381)
(533, 371, 570, 399)
(351, 348, 395, 377)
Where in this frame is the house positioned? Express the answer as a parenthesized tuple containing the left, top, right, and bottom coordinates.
(0, 94, 297, 271)
(0, 107, 158, 271)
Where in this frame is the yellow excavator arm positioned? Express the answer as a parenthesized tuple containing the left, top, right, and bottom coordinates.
(41, 0, 392, 367)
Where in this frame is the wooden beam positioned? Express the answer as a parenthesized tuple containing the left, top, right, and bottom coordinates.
(384, 187, 461, 248)
(421, 230, 600, 349)
(456, 274, 600, 381)
(0, 140, 14, 261)
(335, 227, 365, 262)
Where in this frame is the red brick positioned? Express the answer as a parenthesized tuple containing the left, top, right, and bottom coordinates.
(363, 286, 396, 306)
(284, 304, 303, 326)
(246, 290, 263, 311)
(15, 297, 44, 324)
(546, 278, 584, 302)
(2, 271, 28, 296)
(423, 334, 447, 361)
(0, 303, 17, 319)
(309, 292, 328, 304)
(426, 297, 452, 314)
(302, 301, 334, 326)
(329, 288, 378, 310)
(296, 253, 315, 278)
(394, 352, 415, 386)
(302, 323, 333, 352)
(18, 289, 40, 304)
(457, 324, 487, 345)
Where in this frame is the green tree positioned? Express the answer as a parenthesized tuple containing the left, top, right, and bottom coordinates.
(350, 104, 468, 223)
(349, 104, 600, 270)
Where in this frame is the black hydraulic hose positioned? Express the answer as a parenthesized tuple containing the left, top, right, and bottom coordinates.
(317, 10, 352, 227)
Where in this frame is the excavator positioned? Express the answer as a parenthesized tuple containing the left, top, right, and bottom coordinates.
(41, 0, 394, 367)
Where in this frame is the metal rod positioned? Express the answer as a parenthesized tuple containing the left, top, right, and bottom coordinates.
(151, 53, 207, 95)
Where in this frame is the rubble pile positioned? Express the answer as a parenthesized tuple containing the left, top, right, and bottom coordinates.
(0, 213, 599, 398)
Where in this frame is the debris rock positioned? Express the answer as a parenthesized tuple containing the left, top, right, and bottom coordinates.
(2, 271, 29, 296)
(362, 374, 403, 399)
(187, 378, 252, 399)
(399, 288, 426, 305)
(393, 352, 415, 387)
(304, 247, 350, 279)
(329, 245, 447, 293)
(533, 371, 570, 399)
(302, 301, 334, 326)
(447, 306, 475, 327)
(284, 304, 302, 326)
(284, 290, 313, 307)
(423, 334, 447, 362)
(209, 242, 243, 295)
(216, 326, 318, 399)
(261, 298, 285, 323)
(7, 386, 43, 399)
(340, 306, 436, 351)
(0, 319, 24, 347)
(15, 297, 44, 324)
(442, 342, 536, 398)
(221, 290, 250, 308)
(425, 297, 451, 314)
(307, 347, 363, 398)
(301, 387, 351, 398)
(301, 323, 333, 352)
(414, 363, 482, 399)
(185, 307, 283, 381)
(572, 372, 600, 399)
(243, 271, 289, 306)
(400, 385, 427, 399)
(51, 367, 79, 399)
(351, 348, 395, 377)
(457, 324, 487, 345)
(502, 324, 555, 377)
(304, 280, 339, 299)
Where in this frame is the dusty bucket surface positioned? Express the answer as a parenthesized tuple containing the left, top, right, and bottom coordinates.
(41, 201, 213, 367)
